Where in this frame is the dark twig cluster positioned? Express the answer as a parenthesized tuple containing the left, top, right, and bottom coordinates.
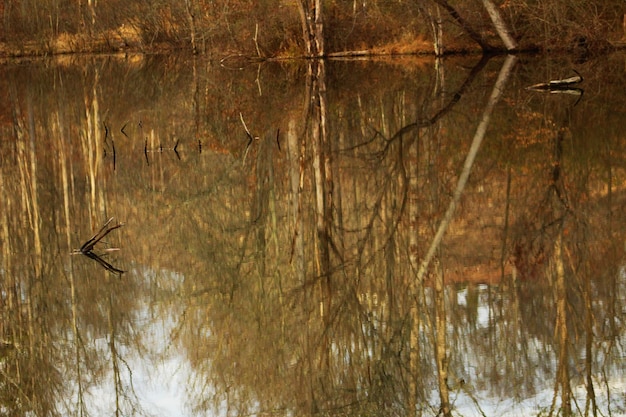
(73, 217, 125, 275)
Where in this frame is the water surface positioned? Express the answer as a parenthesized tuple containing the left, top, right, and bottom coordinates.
(1, 52, 625, 416)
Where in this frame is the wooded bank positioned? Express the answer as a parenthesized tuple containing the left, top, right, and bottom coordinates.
(0, 0, 624, 58)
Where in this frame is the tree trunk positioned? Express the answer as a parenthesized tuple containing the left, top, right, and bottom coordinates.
(184, 0, 198, 54)
(420, 4, 444, 55)
(296, 0, 325, 57)
(481, 0, 517, 50)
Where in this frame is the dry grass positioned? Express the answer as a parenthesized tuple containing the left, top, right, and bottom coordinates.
(370, 34, 435, 55)
(0, 23, 145, 57)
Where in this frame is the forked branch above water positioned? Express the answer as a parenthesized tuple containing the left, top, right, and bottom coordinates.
(73, 217, 125, 275)
(79, 217, 123, 253)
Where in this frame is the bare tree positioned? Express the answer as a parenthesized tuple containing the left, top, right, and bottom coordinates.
(430, 0, 496, 52)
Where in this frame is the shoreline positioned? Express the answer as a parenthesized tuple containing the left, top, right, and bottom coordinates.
(2, 35, 624, 61)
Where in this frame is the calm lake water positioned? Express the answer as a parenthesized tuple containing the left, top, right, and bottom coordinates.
(1, 52, 626, 416)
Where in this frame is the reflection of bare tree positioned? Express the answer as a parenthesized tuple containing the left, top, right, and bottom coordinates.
(55, 107, 90, 416)
(82, 67, 105, 228)
(185, 55, 521, 417)
(0, 63, 154, 416)
(106, 285, 146, 417)
(550, 230, 572, 417)
(308, 59, 334, 412)
(370, 55, 489, 163)
(413, 55, 517, 417)
(509, 83, 623, 417)
(0, 87, 62, 416)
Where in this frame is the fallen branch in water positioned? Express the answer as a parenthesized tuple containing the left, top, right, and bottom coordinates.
(526, 70, 583, 91)
(73, 217, 125, 275)
(526, 71, 584, 105)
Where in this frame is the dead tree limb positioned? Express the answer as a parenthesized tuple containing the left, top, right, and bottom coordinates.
(526, 71, 583, 91)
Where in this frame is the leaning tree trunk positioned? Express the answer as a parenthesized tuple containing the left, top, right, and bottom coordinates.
(481, 0, 517, 51)
(431, 0, 495, 52)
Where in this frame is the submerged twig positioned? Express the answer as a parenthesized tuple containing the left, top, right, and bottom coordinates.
(240, 112, 257, 164)
(112, 137, 116, 171)
(120, 122, 129, 138)
(144, 138, 182, 160)
(102, 122, 117, 170)
(240, 112, 255, 147)
(174, 139, 181, 159)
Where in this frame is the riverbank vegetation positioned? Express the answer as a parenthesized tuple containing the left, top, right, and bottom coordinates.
(0, 0, 625, 58)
